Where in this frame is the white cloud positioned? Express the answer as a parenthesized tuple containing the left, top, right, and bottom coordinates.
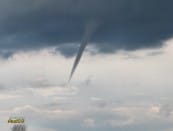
(83, 118, 96, 127)
(0, 39, 173, 130)
(0, 94, 21, 100)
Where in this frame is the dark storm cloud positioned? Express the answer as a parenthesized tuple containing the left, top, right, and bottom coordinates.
(0, 0, 173, 56)
(55, 44, 79, 57)
(0, 50, 14, 59)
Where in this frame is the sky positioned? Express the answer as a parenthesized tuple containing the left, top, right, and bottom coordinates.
(0, 0, 173, 131)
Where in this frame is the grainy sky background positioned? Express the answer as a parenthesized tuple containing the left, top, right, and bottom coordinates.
(0, 0, 173, 131)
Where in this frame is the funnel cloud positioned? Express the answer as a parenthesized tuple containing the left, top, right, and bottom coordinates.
(69, 21, 99, 82)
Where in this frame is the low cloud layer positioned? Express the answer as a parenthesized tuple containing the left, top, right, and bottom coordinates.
(0, 39, 173, 131)
(0, 0, 173, 57)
